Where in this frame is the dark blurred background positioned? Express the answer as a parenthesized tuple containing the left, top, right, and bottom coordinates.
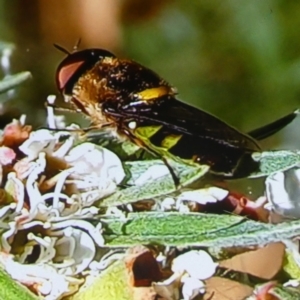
(0, 0, 300, 148)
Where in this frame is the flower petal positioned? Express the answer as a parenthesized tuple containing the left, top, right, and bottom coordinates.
(172, 250, 218, 280)
(266, 169, 300, 218)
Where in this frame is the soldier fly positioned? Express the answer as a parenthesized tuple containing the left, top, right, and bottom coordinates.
(55, 46, 298, 180)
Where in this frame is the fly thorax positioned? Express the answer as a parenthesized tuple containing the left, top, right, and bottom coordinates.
(100, 58, 175, 99)
(70, 76, 108, 125)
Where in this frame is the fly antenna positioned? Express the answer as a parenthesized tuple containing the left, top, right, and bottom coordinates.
(53, 43, 70, 55)
(73, 38, 81, 52)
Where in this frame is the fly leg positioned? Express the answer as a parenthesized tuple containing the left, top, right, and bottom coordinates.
(162, 156, 181, 188)
(137, 149, 147, 160)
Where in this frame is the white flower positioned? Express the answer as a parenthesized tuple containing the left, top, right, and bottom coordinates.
(6, 172, 25, 213)
(176, 201, 191, 213)
(152, 275, 181, 300)
(1, 221, 17, 252)
(0, 146, 16, 165)
(50, 219, 104, 248)
(134, 165, 170, 185)
(52, 133, 75, 158)
(160, 197, 176, 211)
(172, 250, 218, 280)
(89, 250, 124, 271)
(0, 252, 80, 300)
(155, 250, 218, 300)
(0, 112, 133, 299)
(283, 279, 300, 288)
(18, 233, 56, 264)
(265, 168, 300, 218)
(25, 153, 46, 211)
(181, 275, 205, 300)
(65, 142, 125, 184)
(155, 250, 217, 300)
(177, 187, 228, 205)
(64, 143, 125, 202)
(19, 129, 57, 160)
(53, 227, 96, 275)
(46, 95, 67, 130)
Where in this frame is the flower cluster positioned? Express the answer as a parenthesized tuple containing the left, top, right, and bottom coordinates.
(0, 116, 125, 299)
(1, 107, 300, 300)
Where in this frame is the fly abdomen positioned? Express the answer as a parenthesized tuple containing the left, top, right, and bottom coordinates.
(146, 125, 258, 177)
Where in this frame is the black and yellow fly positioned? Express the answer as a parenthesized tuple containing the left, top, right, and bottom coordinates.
(55, 47, 297, 179)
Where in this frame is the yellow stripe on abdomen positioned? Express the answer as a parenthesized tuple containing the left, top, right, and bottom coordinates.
(135, 125, 163, 139)
(161, 134, 182, 149)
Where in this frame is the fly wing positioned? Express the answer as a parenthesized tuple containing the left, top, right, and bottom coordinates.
(247, 109, 299, 140)
(110, 97, 261, 177)
(120, 97, 260, 152)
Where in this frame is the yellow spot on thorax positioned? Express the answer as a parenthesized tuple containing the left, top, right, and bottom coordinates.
(135, 86, 177, 101)
(102, 57, 116, 65)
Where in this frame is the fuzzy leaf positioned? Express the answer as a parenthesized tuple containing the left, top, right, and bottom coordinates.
(0, 72, 31, 94)
(246, 283, 300, 300)
(102, 212, 300, 248)
(283, 250, 300, 280)
(100, 160, 209, 207)
(271, 285, 300, 299)
(250, 150, 300, 178)
(69, 260, 132, 300)
(0, 267, 38, 300)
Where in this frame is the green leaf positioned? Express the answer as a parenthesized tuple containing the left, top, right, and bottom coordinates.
(283, 250, 300, 280)
(100, 160, 209, 207)
(121, 140, 141, 156)
(102, 212, 300, 248)
(69, 260, 131, 300)
(271, 285, 300, 299)
(246, 284, 300, 300)
(0, 267, 38, 300)
(0, 72, 31, 95)
(101, 150, 300, 208)
(249, 150, 300, 178)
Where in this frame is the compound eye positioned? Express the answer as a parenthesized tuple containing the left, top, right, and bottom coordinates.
(56, 60, 85, 91)
(55, 48, 116, 94)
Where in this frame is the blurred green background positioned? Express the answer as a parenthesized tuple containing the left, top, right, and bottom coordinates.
(0, 0, 300, 148)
